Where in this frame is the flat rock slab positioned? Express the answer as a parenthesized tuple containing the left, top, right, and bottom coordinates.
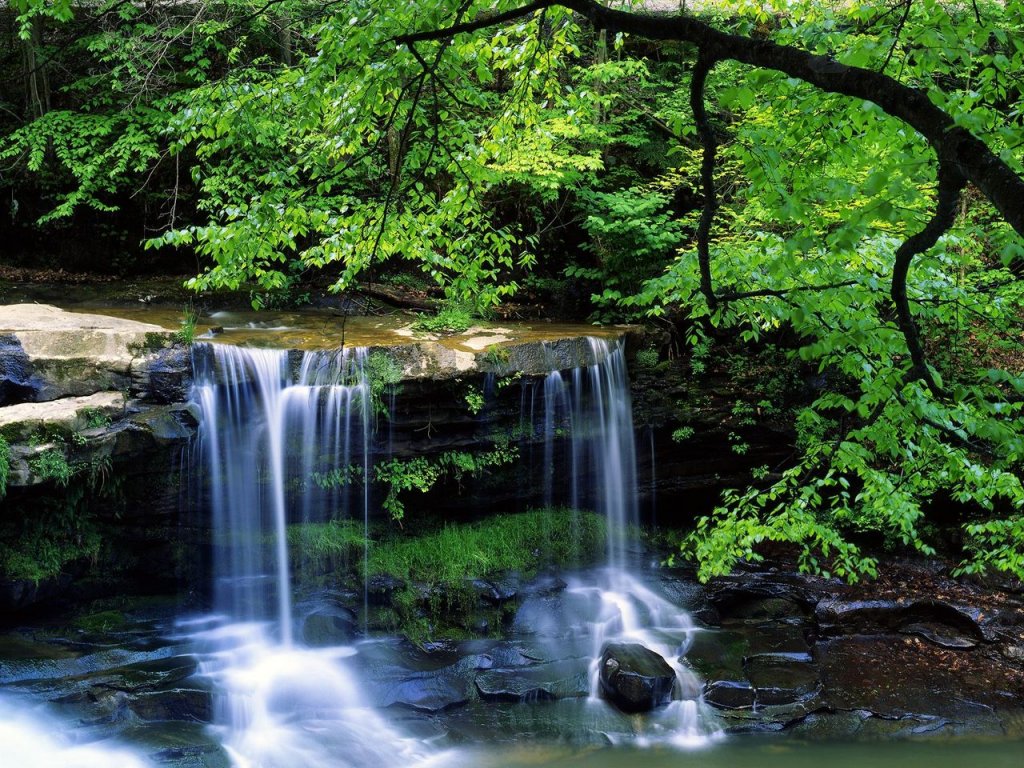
(0, 304, 172, 400)
(0, 391, 123, 437)
(474, 659, 590, 703)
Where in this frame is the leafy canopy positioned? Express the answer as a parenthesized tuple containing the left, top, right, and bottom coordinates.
(3, 0, 1024, 579)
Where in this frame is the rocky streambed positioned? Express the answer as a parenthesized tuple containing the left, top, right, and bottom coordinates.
(1, 556, 1022, 768)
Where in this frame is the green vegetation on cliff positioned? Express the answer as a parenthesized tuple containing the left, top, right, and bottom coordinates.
(2, 0, 1023, 581)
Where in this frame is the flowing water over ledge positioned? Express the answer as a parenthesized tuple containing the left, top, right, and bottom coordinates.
(2, 327, 1022, 766)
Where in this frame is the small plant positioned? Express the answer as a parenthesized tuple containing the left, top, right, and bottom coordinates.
(635, 347, 659, 369)
(464, 387, 486, 415)
(30, 448, 73, 486)
(173, 303, 199, 345)
(481, 344, 510, 367)
(689, 337, 713, 376)
(412, 302, 475, 334)
(80, 408, 112, 429)
(672, 426, 695, 443)
(728, 432, 750, 456)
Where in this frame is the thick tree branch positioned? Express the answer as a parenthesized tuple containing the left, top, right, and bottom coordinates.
(690, 50, 718, 311)
(891, 162, 966, 396)
(394, 0, 1024, 239)
(719, 279, 858, 302)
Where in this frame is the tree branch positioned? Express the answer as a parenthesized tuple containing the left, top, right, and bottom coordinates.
(891, 162, 966, 396)
(690, 50, 718, 311)
(719, 279, 859, 302)
(394, 0, 1024, 238)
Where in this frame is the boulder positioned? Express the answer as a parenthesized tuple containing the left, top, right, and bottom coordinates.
(0, 304, 172, 401)
(598, 642, 676, 713)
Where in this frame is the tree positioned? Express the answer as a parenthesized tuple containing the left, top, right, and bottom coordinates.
(3, 1, 1023, 579)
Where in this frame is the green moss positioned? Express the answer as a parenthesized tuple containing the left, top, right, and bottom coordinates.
(73, 609, 127, 633)
(0, 434, 8, 498)
(287, 519, 366, 573)
(365, 351, 403, 416)
(369, 508, 605, 584)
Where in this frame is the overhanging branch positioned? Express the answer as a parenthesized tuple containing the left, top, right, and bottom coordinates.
(393, 0, 1024, 238)
(690, 50, 718, 311)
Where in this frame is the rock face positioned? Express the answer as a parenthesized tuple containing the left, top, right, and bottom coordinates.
(598, 642, 677, 713)
(0, 306, 200, 612)
(687, 561, 1024, 737)
(0, 304, 173, 401)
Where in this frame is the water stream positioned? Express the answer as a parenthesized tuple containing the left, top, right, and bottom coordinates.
(2, 323, 1023, 766)
(189, 343, 430, 767)
(186, 335, 719, 764)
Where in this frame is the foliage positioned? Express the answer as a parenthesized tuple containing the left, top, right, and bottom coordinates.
(30, 448, 73, 486)
(365, 351, 403, 416)
(4, 0, 1024, 581)
(412, 303, 476, 334)
(0, 435, 8, 498)
(368, 508, 605, 584)
(375, 446, 519, 522)
(0, 481, 103, 583)
(464, 387, 486, 415)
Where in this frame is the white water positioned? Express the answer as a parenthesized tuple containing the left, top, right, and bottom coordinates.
(539, 338, 720, 746)
(190, 343, 425, 768)
(192, 344, 373, 642)
(185, 336, 717, 766)
(0, 695, 151, 768)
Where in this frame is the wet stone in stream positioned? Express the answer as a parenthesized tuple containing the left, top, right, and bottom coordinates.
(599, 642, 677, 713)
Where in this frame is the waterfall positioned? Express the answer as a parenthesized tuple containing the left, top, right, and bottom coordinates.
(537, 337, 719, 745)
(189, 343, 428, 768)
(191, 343, 372, 641)
(535, 337, 638, 565)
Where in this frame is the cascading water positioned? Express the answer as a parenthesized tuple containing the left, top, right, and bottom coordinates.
(535, 337, 720, 746)
(188, 342, 427, 768)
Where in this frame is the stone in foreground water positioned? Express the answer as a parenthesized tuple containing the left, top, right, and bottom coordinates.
(599, 642, 676, 713)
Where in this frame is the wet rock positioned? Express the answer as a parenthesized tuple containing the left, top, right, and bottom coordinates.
(472, 577, 519, 606)
(816, 635, 1023, 719)
(0, 334, 41, 404)
(378, 675, 472, 712)
(815, 598, 989, 644)
(302, 605, 359, 646)
(126, 405, 198, 445)
(899, 621, 977, 649)
(520, 573, 567, 597)
(686, 625, 811, 682)
(706, 572, 823, 623)
(475, 659, 590, 703)
(370, 652, 493, 712)
(744, 652, 820, 705)
(703, 680, 755, 709)
(127, 686, 212, 722)
(598, 642, 676, 713)
(366, 574, 406, 606)
(136, 346, 192, 404)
